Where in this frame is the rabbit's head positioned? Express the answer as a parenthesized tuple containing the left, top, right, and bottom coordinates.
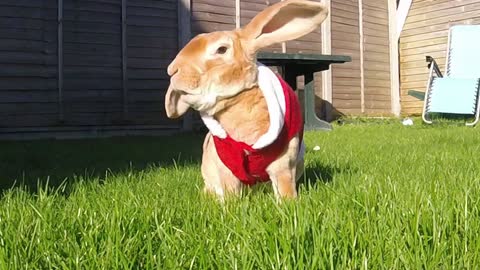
(165, 0, 328, 118)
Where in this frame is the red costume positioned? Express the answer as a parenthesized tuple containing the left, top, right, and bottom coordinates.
(212, 75, 304, 185)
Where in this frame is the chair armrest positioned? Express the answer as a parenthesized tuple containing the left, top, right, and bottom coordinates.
(426, 55, 443, 77)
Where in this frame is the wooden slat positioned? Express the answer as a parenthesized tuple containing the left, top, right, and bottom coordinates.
(0, 17, 56, 30)
(363, 43, 389, 53)
(363, 29, 389, 41)
(127, 26, 177, 38)
(332, 34, 360, 42)
(63, 101, 123, 113)
(192, 12, 235, 24)
(127, 36, 177, 49)
(401, 43, 447, 57)
(0, 78, 57, 90)
(63, 21, 121, 35)
(364, 78, 391, 88)
(400, 37, 447, 50)
(363, 35, 389, 46)
(128, 0, 177, 9)
(1, 0, 57, 8)
(63, 11, 121, 24)
(363, 6, 388, 19)
(364, 70, 390, 78)
(63, 79, 122, 90)
(332, 15, 359, 27)
(400, 51, 445, 63)
(407, 0, 480, 23)
(0, 114, 60, 127)
(127, 89, 168, 102)
(0, 64, 57, 78)
(409, 0, 478, 16)
(192, 21, 235, 33)
(400, 68, 429, 77)
(404, 10, 480, 31)
(363, 23, 389, 36)
(401, 59, 440, 70)
(331, 1, 359, 14)
(362, 61, 391, 71)
(0, 103, 58, 115)
(364, 88, 392, 96)
(63, 1, 121, 14)
(0, 28, 56, 42)
(363, 52, 390, 63)
(0, 6, 57, 19)
(127, 15, 177, 28)
(0, 90, 58, 103)
(63, 32, 121, 46)
(332, 24, 361, 34)
(63, 44, 119, 58)
(127, 5, 177, 17)
(332, 100, 362, 108)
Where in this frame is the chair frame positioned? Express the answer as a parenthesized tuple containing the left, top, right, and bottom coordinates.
(421, 26, 480, 126)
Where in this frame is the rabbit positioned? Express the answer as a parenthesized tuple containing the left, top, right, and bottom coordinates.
(164, 0, 328, 201)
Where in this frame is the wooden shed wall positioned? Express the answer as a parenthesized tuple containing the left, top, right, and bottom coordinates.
(330, 0, 392, 117)
(0, 0, 180, 136)
(331, 0, 362, 115)
(399, 0, 480, 115)
(362, 0, 391, 114)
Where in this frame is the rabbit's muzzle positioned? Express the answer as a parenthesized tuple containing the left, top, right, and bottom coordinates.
(170, 73, 201, 95)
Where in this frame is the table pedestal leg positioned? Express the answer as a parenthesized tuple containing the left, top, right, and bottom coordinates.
(304, 72, 333, 131)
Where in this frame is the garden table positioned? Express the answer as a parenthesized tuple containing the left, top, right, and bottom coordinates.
(257, 52, 351, 131)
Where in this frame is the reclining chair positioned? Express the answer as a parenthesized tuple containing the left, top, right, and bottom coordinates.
(422, 24, 480, 126)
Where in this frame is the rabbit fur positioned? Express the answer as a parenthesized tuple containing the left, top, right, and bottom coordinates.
(164, 0, 328, 201)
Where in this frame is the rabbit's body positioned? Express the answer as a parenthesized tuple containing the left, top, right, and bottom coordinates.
(204, 64, 305, 187)
(164, 0, 328, 201)
(213, 86, 270, 146)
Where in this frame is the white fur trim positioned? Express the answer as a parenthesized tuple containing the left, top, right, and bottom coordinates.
(252, 64, 286, 149)
(200, 112, 227, 139)
(200, 62, 286, 149)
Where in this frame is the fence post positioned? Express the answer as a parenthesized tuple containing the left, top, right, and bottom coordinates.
(57, 0, 64, 122)
(122, 0, 129, 120)
(388, 0, 401, 116)
(321, 0, 333, 120)
(178, 0, 193, 131)
(358, 0, 365, 114)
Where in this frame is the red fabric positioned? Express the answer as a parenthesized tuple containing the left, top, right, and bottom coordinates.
(212, 75, 304, 186)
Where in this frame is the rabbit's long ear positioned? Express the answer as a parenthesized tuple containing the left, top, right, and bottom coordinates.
(165, 84, 190, 118)
(241, 0, 328, 52)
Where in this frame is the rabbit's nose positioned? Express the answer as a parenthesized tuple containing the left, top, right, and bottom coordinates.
(167, 62, 178, 76)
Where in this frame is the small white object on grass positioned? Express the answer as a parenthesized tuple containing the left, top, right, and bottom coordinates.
(313, 145, 321, 151)
(402, 118, 413, 126)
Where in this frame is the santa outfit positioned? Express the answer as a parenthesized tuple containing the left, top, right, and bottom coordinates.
(201, 63, 305, 186)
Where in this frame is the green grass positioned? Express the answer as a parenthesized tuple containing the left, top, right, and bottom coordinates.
(1, 119, 480, 269)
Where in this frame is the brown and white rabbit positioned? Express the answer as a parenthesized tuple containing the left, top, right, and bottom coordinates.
(165, 0, 328, 201)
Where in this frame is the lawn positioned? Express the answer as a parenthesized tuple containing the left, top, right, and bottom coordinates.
(1, 119, 480, 269)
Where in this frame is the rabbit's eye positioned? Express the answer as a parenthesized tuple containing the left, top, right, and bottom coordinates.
(216, 46, 228, 55)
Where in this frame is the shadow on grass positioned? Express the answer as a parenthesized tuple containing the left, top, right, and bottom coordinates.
(0, 132, 207, 195)
(0, 129, 348, 196)
(296, 161, 345, 191)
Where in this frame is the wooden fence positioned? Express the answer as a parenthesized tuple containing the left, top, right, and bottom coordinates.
(0, 0, 399, 139)
(0, 0, 180, 138)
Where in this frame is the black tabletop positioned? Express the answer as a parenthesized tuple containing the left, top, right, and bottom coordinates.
(256, 52, 351, 66)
